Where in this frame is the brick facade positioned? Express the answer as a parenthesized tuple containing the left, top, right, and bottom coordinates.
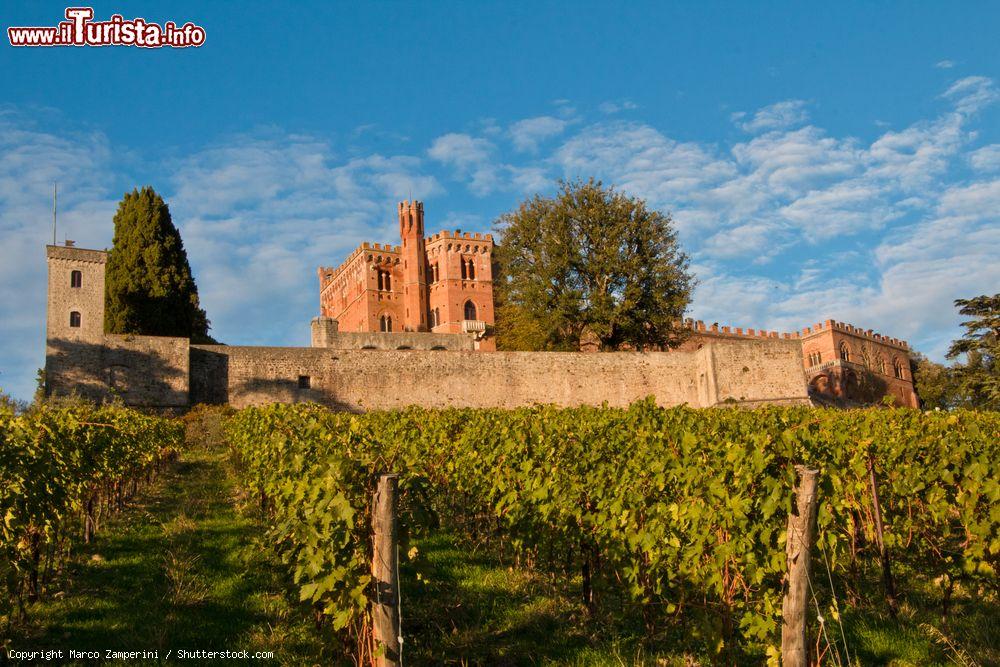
(317, 201, 495, 350)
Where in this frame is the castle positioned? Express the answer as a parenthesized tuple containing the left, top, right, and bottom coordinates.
(316, 201, 496, 350)
(42, 200, 918, 410)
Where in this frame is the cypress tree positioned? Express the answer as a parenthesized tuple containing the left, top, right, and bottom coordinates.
(104, 186, 215, 343)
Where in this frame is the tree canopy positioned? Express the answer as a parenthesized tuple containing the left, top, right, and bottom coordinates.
(104, 186, 215, 343)
(945, 293, 999, 410)
(493, 180, 694, 351)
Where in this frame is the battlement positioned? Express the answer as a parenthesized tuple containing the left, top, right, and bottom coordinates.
(683, 318, 909, 350)
(426, 230, 494, 243)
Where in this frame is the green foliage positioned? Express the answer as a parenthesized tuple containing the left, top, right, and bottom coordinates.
(0, 404, 183, 619)
(104, 186, 215, 343)
(946, 294, 1000, 410)
(910, 352, 962, 410)
(493, 180, 694, 351)
(224, 402, 1000, 659)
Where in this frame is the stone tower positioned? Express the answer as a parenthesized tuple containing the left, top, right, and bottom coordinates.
(399, 200, 428, 331)
(46, 244, 107, 345)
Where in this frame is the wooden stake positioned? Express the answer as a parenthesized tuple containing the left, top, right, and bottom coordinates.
(371, 473, 401, 667)
(782, 465, 819, 667)
(867, 454, 899, 617)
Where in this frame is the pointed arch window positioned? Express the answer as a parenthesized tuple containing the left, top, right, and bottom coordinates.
(460, 259, 467, 280)
(892, 357, 903, 380)
(467, 259, 475, 280)
(839, 342, 851, 362)
(463, 300, 477, 321)
(379, 314, 393, 332)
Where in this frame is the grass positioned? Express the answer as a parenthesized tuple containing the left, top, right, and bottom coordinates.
(9, 437, 328, 666)
(7, 410, 998, 665)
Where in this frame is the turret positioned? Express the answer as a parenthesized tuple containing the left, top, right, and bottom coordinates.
(398, 200, 428, 331)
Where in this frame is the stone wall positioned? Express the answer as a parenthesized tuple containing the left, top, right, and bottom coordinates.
(47, 334, 190, 407)
(189, 337, 810, 410)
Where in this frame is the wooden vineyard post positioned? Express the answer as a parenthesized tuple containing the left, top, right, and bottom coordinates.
(867, 453, 899, 618)
(371, 473, 401, 667)
(781, 465, 819, 667)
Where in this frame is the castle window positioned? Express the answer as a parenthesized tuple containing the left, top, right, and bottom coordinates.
(69, 311, 81, 328)
(380, 315, 392, 332)
(298, 375, 311, 389)
(461, 259, 467, 280)
(807, 351, 822, 367)
(892, 357, 903, 380)
(377, 269, 392, 292)
(839, 342, 851, 362)
(70, 270, 82, 288)
(878, 357, 887, 375)
(467, 259, 476, 280)
(464, 300, 477, 320)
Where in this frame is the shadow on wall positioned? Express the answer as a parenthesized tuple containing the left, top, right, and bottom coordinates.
(189, 346, 357, 411)
(46, 336, 188, 407)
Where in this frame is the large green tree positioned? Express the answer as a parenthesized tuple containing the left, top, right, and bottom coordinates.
(946, 293, 999, 410)
(493, 180, 694, 351)
(105, 187, 215, 343)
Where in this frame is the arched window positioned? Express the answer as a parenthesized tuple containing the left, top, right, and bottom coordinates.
(434, 307, 440, 327)
(384, 271, 391, 291)
(464, 300, 477, 320)
(839, 342, 851, 363)
(467, 259, 475, 280)
(380, 315, 392, 332)
(460, 259, 468, 280)
(70, 270, 82, 288)
(69, 311, 81, 328)
(892, 357, 903, 380)
(878, 357, 887, 375)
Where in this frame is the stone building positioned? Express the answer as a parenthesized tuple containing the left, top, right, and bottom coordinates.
(316, 200, 495, 350)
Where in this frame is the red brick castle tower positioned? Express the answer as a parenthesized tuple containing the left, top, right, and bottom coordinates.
(399, 200, 429, 332)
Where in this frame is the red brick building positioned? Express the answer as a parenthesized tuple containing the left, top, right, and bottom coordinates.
(318, 201, 496, 350)
(799, 320, 918, 407)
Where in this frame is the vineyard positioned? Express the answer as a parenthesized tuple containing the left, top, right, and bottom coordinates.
(2, 400, 997, 664)
(226, 401, 1000, 664)
(0, 402, 183, 623)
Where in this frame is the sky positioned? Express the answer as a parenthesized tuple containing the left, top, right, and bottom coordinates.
(1, 1, 998, 400)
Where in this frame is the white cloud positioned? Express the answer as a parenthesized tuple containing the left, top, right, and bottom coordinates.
(734, 100, 810, 133)
(598, 100, 638, 115)
(935, 60, 956, 69)
(427, 133, 501, 195)
(969, 144, 1000, 172)
(508, 116, 568, 152)
(941, 76, 999, 115)
(427, 133, 494, 168)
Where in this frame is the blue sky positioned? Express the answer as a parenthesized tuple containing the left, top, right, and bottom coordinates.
(1, 1, 998, 400)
